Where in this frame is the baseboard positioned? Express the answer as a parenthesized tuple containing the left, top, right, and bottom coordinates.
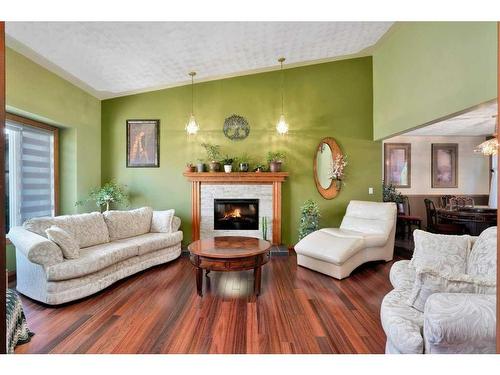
(7, 270, 16, 283)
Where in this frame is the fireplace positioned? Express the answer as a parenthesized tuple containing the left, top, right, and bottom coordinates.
(214, 199, 259, 230)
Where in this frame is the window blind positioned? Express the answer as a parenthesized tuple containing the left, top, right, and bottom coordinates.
(6, 121, 55, 226)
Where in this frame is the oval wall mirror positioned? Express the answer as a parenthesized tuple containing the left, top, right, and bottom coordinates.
(313, 137, 342, 199)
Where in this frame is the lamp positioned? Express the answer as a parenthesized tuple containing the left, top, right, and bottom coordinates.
(185, 71, 199, 135)
(474, 115, 498, 155)
(276, 57, 289, 135)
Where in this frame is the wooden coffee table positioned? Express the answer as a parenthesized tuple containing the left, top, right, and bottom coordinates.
(188, 236, 271, 296)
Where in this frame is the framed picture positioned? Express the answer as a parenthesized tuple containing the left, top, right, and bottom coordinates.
(126, 119, 160, 168)
(432, 143, 458, 188)
(384, 143, 411, 188)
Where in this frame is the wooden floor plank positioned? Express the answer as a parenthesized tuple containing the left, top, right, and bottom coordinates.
(14, 252, 404, 354)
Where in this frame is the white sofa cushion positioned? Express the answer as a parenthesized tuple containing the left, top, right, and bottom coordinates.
(294, 230, 364, 265)
(46, 242, 139, 281)
(320, 228, 388, 247)
(8, 226, 63, 266)
(150, 209, 175, 233)
(408, 268, 496, 312)
(24, 212, 110, 248)
(46, 226, 80, 259)
(339, 200, 396, 238)
(117, 231, 183, 256)
(389, 260, 415, 290)
(467, 226, 497, 278)
(410, 230, 471, 274)
(103, 207, 153, 241)
(380, 288, 424, 354)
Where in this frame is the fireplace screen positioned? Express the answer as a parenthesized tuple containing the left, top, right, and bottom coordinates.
(214, 199, 259, 230)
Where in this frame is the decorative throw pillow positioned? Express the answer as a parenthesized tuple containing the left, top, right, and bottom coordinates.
(150, 209, 175, 233)
(467, 226, 497, 278)
(45, 225, 80, 259)
(407, 268, 496, 312)
(410, 230, 471, 275)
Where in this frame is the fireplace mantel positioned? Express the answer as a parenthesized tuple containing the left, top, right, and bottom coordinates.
(183, 172, 289, 244)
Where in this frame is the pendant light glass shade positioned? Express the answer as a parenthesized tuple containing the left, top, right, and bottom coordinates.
(185, 114, 199, 135)
(276, 113, 289, 135)
(474, 138, 498, 155)
(276, 57, 289, 135)
(185, 71, 199, 135)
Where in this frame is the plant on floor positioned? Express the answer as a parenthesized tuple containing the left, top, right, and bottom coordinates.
(298, 199, 321, 240)
(383, 183, 404, 204)
(262, 216, 268, 240)
(201, 143, 222, 172)
(76, 180, 129, 212)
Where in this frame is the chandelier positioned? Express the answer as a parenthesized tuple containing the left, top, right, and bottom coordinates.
(185, 71, 199, 135)
(276, 57, 289, 135)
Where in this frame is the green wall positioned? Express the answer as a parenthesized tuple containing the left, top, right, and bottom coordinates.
(102, 57, 382, 246)
(373, 22, 497, 140)
(5, 47, 101, 271)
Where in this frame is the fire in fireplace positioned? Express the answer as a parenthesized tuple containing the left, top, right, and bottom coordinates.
(214, 199, 259, 230)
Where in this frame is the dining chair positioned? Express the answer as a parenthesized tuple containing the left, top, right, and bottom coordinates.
(396, 196, 422, 238)
(424, 198, 466, 235)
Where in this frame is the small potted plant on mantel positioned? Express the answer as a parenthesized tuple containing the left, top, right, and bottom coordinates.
(185, 162, 195, 173)
(267, 151, 286, 172)
(201, 143, 222, 172)
(222, 155, 235, 173)
(196, 159, 205, 173)
(238, 153, 251, 172)
(254, 163, 266, 173)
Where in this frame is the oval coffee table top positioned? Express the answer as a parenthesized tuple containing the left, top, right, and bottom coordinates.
(188, 236, 272, 259)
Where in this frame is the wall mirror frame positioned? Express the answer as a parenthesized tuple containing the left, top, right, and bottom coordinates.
(313, 137, 343, 200)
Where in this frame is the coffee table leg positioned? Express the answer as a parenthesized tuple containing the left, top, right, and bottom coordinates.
(196, 268, 203, 296)
(254, 266, 262, 296)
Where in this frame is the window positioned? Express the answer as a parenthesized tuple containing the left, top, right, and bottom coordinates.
(5, 113, 58, 230)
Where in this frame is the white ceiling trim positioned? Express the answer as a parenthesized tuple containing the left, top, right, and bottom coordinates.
(6, 22, 393, 100)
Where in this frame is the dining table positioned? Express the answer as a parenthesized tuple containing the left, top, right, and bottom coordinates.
(436, 205, 497, 236)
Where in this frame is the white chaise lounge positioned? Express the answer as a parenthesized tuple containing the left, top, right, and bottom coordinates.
(294, 200, 397, 279)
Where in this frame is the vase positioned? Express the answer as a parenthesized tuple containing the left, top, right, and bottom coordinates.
(239, 162, 249, 172)
(269, 161, 282, 172)
(209, 162, 221, 172)
(196, 163, 205, 173)
(224, 165, 232, 173)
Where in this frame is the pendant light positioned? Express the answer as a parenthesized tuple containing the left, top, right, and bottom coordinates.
(276, 57, 289, 135)
(185, 71, 199, 135)
(474, 115, 498, 155)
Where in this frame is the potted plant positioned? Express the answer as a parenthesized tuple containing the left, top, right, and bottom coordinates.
(185, 162, 195, 173)
(238, 153, 251, 172)
(222, 156, 234, 173)
(383, 183, 405, 213)
(267, 151, 286, 172)
(328, 154, 348, 189)
(298, 199, 320, 240)
(76, 181, 129, 212)
(196, 159, 205, 173)
(254, 163, 266, 172)
(201, 143, 222, 172)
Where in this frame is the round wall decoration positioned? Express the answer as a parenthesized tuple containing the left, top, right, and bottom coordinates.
(223, 114, 250, 141)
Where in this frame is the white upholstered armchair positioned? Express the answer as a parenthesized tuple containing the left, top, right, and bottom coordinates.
(381, 227, 497, 354)
(294, 200, 397, 279)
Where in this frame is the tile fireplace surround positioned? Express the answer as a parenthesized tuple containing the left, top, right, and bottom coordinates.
(183, 172, 289, 244)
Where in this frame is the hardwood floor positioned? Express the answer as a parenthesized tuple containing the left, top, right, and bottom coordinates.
(15, 252, 404, 354)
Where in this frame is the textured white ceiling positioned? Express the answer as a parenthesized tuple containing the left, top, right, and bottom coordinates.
(6, 22, 393, 99)
(404, 101, 497, 136)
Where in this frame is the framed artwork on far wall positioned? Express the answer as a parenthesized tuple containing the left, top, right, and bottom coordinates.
(384, 143, 411, 188)
(432, 143, 458, 188)
(126, 119, 160, 168)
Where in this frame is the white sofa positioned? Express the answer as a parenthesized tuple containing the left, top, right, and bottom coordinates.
(8, 207, 183, 305)
(381, 227, 497, 354)
(294, 200, 397, 279)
